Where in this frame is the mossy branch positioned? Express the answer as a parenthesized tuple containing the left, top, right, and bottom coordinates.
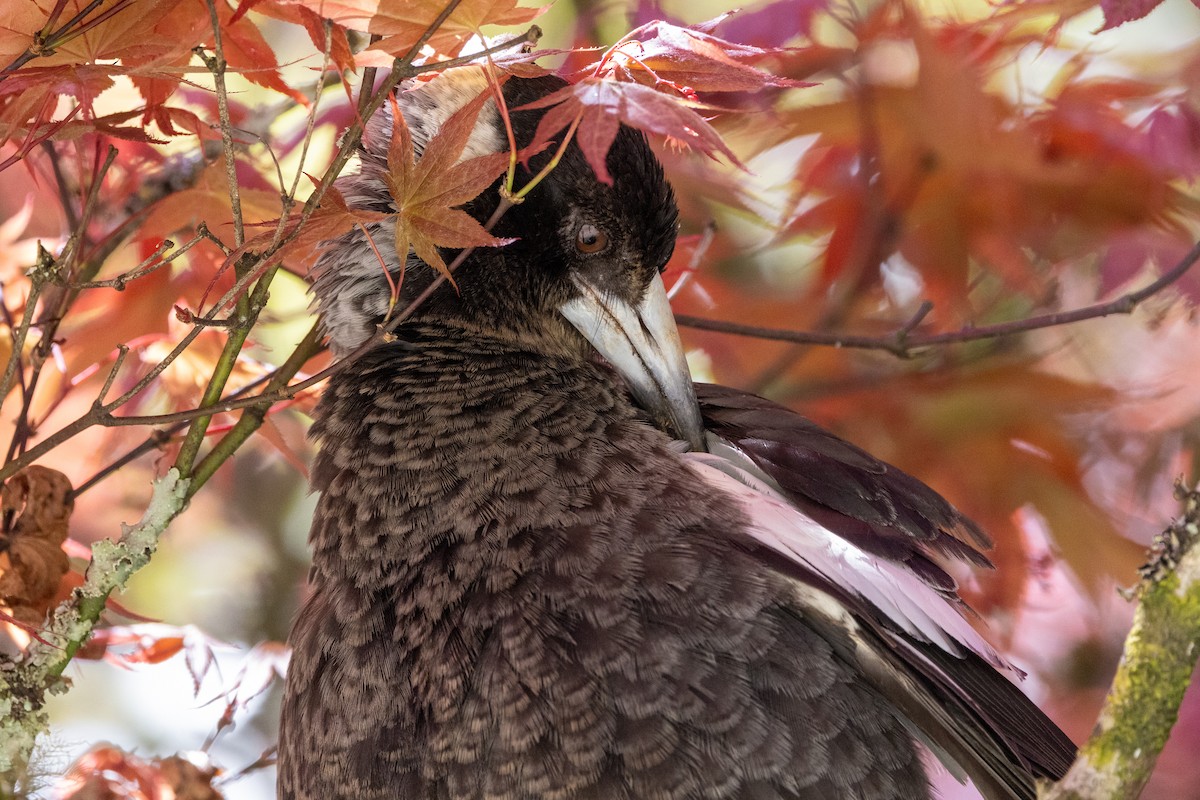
(1041, 483, 1200, 800)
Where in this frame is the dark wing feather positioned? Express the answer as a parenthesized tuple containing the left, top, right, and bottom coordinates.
(901, 636, 1078, 781)
(692, 383, 1077, 798)
(697, 382, 992, 569)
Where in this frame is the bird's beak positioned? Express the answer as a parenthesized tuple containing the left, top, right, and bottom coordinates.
(560, 273, 706, 452)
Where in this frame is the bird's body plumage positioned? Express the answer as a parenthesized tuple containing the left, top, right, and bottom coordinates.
(279, 70, 1075, 800)
(281, 333, 929, 799)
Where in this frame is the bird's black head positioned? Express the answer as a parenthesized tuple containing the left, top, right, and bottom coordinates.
(478, 76, 680, 327)
(311, 70, 703, 448)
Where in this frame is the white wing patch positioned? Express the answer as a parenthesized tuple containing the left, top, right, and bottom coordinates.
(683, 435, 1012, 672)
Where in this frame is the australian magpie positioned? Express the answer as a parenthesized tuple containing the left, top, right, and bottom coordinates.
(278, 69, 1076, 800)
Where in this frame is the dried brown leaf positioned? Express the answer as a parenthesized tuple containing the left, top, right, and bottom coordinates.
(0, 466, 73, 625)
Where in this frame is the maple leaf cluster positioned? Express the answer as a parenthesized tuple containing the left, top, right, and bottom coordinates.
(0, 0, 1195, 796)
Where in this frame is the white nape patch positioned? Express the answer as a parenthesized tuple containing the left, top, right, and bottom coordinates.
(683, 437, 1010, 671)
(368, 70, 504, 162)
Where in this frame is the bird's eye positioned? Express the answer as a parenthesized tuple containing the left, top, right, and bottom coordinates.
(575, 224, 608, 254)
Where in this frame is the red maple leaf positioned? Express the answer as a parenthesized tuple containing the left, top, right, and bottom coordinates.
(382, 84, 513, 278)
(249, 0, 546, 63)
(519, 77, 742, 184)
(588, 16, 808, 96)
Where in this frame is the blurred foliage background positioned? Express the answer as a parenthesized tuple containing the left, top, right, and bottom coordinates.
(0, 0, 1198, 796)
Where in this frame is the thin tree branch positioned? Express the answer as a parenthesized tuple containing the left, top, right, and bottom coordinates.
(677, 239, 1200, 358)
(287, 47, 331, 196)
(0, 252, 47, 405)
(70, 429, 173, 497)
(70, 367, 283, 499)
(356, 35, 384, 118)
(53, 145, 116, 282)
(170, 266, 260, 474)
(254, 23, 337, 257)
(107, 194, 517, 432)
(72, 238, 178, 290)
(399, 0, 465, 64)
(0, 0, 105, 80)
(0, 324, 206, 484)
(187, 321, 324, 496)
(408, 31, 544, 75)
(5, 147, 117, 461)
(0, 135, 339, 483)
(42, 140, 80, 232)
(94, 344, 129, 407)
(201, 0, 244, 249)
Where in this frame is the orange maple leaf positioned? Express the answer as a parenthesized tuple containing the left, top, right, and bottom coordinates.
(253, 0, 546, 63)
(260, 182, 392, 276)
(381, 85, 512, 280)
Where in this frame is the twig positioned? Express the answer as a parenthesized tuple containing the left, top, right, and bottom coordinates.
(356, 35, 384, 119)
(171, 263, 261, 474)
(0, 206, 315, 483)
(408, 32, 544, 76)
(1041, 482, 1200, 800)
(94, 344, 129, 407)
(197, 221, 231, 255)
(399, 0, 465, 64)
(0, 253, 46, 404)
(70, 366, 283, 499)
(53, 145, 116, 282)
(0, 324, 207, 484)
(105, 198, 518, 430)
(70, 429, 174, 497)
(200, 0, 244, 249)
(268, 20, 334, 253)
(72, 238, 178, 290)
(187, 322, 323, 496)
(4, 146, 118, 460)
(677, 239, 1200, 359)
(894, 300, 934, 344)
(0, 0, 104, 80)
(42, 140, 80, 232)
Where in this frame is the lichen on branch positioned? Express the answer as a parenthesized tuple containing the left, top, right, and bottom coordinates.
(0, 469, 190, 790)
(1041, 483, 1200, 800)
